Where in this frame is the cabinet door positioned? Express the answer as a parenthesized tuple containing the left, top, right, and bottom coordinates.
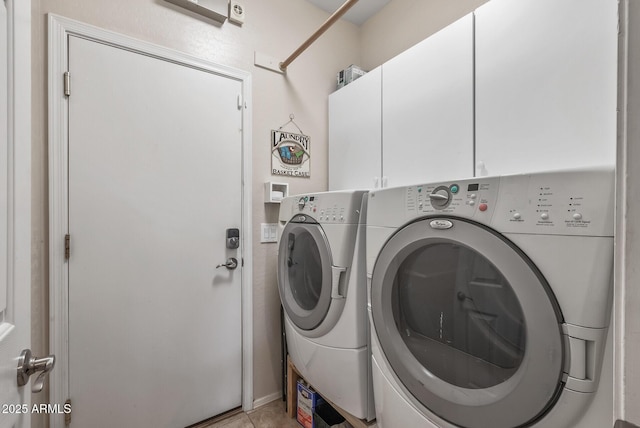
(382, 13, 474, 188)
(475, 0, 617, 176)
(329, 67, 382, 191)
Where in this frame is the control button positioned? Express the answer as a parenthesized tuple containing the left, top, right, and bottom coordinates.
(418, 202, 423, 209)
(450, 184, 459, 194)
(340, 216, 344, 221)
(333, 216, 336, 221)
(513, 212, 521, 220)
(468, 200, 476, 206)
(479, 203, 488, 212)
(541, 213, 549, 220)
(573, 213, 583, 220)
(470, 194, 477, 199)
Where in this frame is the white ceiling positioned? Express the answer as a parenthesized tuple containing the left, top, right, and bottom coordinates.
(305, 0, 391, 26)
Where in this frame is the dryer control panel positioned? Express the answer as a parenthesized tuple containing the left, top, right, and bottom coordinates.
(279, 191, 366, 225)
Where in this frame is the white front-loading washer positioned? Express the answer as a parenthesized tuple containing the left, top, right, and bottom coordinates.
(278, 190, 374, 421)
(366, 168, 614, 428)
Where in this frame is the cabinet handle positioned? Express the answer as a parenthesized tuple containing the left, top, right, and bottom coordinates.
(476, 161, 488, 177)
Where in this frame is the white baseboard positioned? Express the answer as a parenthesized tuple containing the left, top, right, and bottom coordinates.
(253, 391, 283, 409)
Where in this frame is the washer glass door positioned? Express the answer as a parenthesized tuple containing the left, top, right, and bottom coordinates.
(279, 216, 333, 331)
(371, 217, 565, 428)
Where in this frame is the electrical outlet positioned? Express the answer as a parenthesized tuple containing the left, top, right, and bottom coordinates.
(229, 1, 245, 25)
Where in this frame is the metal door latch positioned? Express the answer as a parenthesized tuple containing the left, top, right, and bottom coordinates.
(17, 349, 56, 393)
(216, 257, 238, 270)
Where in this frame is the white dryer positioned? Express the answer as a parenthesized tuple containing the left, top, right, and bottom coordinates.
(278, 190, 374, 421)
(366, 168, 614, 428)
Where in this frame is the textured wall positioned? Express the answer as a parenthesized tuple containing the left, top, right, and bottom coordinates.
(360, 0, 488, 71)
(30, 1, 360, 427)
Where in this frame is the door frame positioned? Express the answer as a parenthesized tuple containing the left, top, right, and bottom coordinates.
(48, 15, 253, 427)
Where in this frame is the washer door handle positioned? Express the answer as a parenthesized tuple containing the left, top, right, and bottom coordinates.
(331, 266, 347, 299)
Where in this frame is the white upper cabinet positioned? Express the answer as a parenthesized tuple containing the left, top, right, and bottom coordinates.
(329, 13, 474, 190)
(475, 0, 618, 176)
(329, 67, 382, 191)
(382, 13, 474, 188)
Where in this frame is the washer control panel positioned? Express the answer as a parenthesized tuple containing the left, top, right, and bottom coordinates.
(492, 169, 614, 236)
(403, 168, 614, 236)
(406, 178, 499, 220)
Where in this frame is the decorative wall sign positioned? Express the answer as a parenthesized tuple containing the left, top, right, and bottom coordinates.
(271, 115, 310, 178)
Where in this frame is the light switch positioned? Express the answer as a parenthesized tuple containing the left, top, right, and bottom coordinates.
(260, 223, 278, 243)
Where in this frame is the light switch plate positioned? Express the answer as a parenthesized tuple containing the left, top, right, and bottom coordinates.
(260, 223, 278, 243)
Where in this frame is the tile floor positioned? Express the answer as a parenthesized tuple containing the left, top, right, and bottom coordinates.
(201, 399, 300, 428)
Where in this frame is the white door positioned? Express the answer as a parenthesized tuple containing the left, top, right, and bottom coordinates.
(0, 1, 31, 427)
(66, 35, 243, 427)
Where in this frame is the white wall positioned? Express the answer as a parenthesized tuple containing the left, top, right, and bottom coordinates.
(30, 1, 360, 426)
(360, 0, 488, 70)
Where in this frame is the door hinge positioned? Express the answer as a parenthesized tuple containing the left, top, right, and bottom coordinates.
(64, 398, 72, 426)
(64, 234, 70, 260)
(64, 71, 71, 97)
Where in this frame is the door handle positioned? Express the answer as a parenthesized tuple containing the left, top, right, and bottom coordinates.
(216, 257, 238, 270)
(17, 349, 56, 393)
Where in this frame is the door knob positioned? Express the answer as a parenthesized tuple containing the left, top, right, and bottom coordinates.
(17, 349, 55, 393)
(216, 257, 238, 270)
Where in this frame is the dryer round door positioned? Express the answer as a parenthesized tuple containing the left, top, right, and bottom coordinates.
(371, 217, 566, 428)
(279, 218, 333, 331)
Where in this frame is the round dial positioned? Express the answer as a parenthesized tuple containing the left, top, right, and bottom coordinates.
(429, 186, 452, 210)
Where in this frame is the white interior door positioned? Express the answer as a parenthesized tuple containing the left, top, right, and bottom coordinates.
(66, 35, 243, 427)
(0, 1, 31, 427)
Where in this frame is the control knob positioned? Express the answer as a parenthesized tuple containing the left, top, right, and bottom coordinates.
(429, 186, 452, 210)
(298, 197, 306, 211)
